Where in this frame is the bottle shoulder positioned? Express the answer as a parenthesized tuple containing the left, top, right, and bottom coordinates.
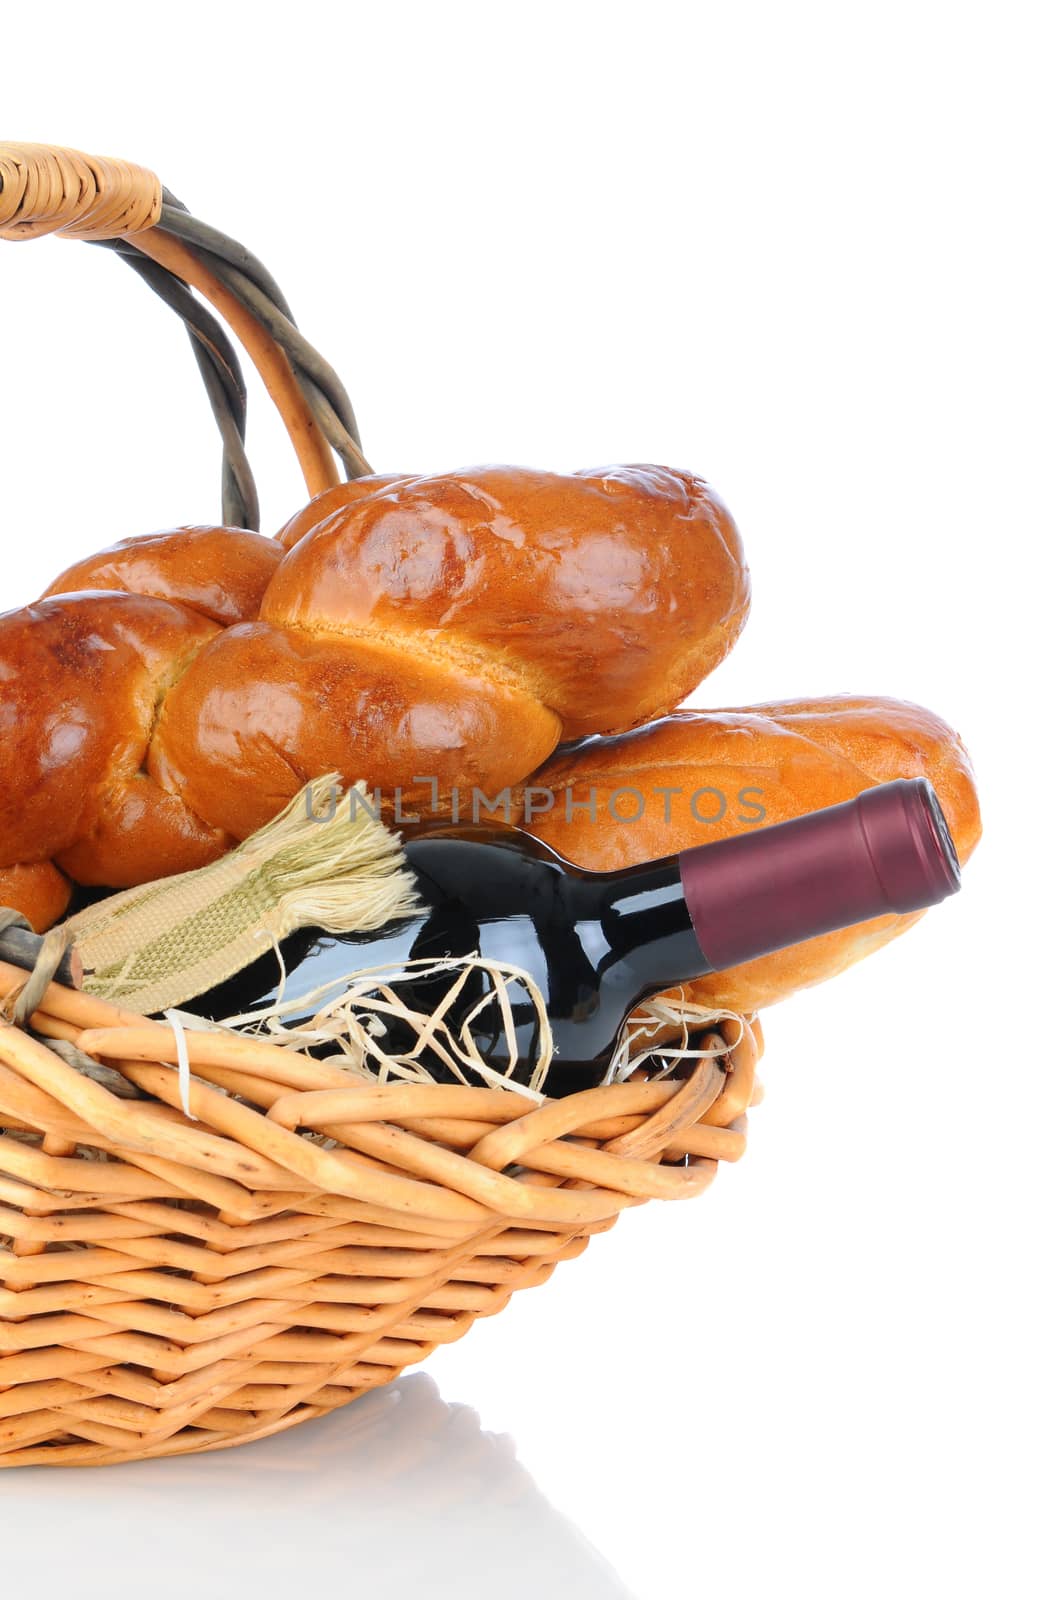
(400, 820, 574, 864)
(401, 820, 582, 882)
(400, 822, 685, 911)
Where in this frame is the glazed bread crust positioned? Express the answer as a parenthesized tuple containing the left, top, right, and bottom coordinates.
(155, 464, 749, 832)
(0, 592, 230, 890)
(522, 696, 981, 1012)
(276, 476, 411, 551)
(149, 619, 562, 839)
(266, 465, 750, 738)
(0, 861, 72, 933)
(42, 525, 284, 625)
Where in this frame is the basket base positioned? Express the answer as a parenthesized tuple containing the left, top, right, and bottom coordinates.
(0, 970, 759, 1469)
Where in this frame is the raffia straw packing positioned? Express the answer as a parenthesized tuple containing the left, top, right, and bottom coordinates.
(65, 776, 420, 1014)
(187, 950, 746, 1102)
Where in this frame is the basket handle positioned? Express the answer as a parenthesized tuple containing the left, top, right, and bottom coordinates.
(0, 141, 161, 241)
(0, 140, 369, 528)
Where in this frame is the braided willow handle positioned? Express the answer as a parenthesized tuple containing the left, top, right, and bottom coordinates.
(0, 140, 369, 525)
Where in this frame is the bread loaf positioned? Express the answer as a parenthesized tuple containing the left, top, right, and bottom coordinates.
(521, 696, 981, 1011)
(151, 464, 750, 835)
(1, 465, 748, 907)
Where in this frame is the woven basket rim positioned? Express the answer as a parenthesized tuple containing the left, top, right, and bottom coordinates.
(0, 960, 761, 1226)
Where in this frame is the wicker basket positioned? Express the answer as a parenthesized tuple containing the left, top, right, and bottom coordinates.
(0, 142, 763, 1467)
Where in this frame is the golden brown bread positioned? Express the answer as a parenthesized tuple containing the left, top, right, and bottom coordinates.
(42, 525, 284, 625)
(276, 476, 410, 551)
(149, 618, 562, 839)
(0, 593, 231, 891)
(0, 861, 72, 932)
(269, 466, 748, 737)
(153, 465, 749, 832)
(521, 696, 981, 1011)
(1, 466, 747, 903)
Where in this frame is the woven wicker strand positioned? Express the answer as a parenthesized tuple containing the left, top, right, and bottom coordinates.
(133, 225, 340, 497)
(0, 140, 365, 519)
(0, 142, 161, 241)
(0, 948, 761, 1467)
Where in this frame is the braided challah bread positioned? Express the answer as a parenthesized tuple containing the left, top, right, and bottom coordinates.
(0, 464, 749, 924)
(146, 464, 750, 837)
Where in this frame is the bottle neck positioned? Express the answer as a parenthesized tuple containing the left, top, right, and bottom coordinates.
(594, 857, 709, 990)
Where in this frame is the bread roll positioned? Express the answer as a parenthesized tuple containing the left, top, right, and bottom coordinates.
(521, 696, 981, 1011)
(0, 593, 231, 893)
(42, 525, 283, 624)
(154, 464, 749, 832)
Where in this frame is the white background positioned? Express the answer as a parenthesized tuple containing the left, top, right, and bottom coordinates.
(2, 5, 1060, 1596)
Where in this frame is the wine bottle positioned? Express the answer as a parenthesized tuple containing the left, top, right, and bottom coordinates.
(185, 778, 961, 1093)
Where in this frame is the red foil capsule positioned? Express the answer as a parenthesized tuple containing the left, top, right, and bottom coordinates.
(678, 777, 961, 973)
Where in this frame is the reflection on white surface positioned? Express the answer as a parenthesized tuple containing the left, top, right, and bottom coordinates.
(0, 1375, 637, 1600)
